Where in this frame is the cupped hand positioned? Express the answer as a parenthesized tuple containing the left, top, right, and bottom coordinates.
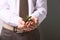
(18, 16, 39, 32)
(25, 16, 39, 32)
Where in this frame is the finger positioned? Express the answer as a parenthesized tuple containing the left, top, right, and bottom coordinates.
(26, 22, 31, 27)
(26, 22, 29, 25)
(30, 23, 37, 29)
(27, 21, 38, 31)
(22, 26, 33, 32)
(24, 21, 36, 31)
(26, 21, 34, 28)
(26, 27, 33, 31)
(31, 21, 33, 24)
(19, 27, 27, 32)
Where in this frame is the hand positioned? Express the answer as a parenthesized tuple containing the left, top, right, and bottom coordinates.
(18, 18, 31, 32)
(18, 16, 39, 32)
(25, 16, 39, 32)
(18, 18, 26, 30)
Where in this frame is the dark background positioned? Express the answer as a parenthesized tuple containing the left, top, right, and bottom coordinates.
(40, 0, 60, 40)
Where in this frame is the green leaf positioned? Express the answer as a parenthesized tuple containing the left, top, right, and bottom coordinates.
(25, 16, 31, 22)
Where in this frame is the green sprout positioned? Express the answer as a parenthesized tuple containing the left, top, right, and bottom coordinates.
(25, 16, 32, 22)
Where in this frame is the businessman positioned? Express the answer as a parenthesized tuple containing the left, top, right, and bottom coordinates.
(0, 0, 47, 40)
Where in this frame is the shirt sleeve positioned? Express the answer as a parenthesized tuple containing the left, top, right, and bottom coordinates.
(0, 0, 21, 26)
(30, 0, 47, 25)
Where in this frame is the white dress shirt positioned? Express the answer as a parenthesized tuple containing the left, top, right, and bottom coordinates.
(0, 0, 47, 27)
